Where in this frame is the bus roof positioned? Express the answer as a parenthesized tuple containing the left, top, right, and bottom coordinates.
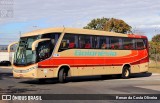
(21, 27, 147, 39)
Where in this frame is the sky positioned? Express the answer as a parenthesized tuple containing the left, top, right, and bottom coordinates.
(0, 0, 160, 44)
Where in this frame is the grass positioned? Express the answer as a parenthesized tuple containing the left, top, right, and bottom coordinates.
(148, 60, 160, 73)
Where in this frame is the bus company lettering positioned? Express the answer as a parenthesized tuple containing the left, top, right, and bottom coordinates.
(74, 50, 117, 56)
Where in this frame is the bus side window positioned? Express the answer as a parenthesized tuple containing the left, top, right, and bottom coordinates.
(123, 38, 134, 50)
(85, 41, 91, 48)
(92, 36, 97, 49)
(69, 42, 75, 48)
(59, 34, 77, 52)
(92, 36, 100, 49)
(101, 42, 107, 49)
(79, 35, 84, 48)
(136, 39, 145, 50)
(99, 36, 106, 49)
(143, 39, 148, 48)
(37, 40, 52, 62)
(110, 37, 121, 49)
(79, 35, 92, 49)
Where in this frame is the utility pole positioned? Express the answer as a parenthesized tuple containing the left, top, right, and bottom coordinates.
(19, 31, 21, 37)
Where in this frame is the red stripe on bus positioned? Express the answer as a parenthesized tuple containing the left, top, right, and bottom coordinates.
(38, 49, 149, 68)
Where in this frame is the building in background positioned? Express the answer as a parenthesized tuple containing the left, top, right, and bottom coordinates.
(0, 45, 16, 61)
(0, 45, 16, 52)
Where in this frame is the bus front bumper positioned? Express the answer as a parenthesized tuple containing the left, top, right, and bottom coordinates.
(13, 65, 58, 79)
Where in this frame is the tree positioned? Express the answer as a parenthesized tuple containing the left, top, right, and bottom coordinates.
(151, 34, 160, 54)
(104, 18, 132, 34)
(83, 17, 109, 30)
(149, 34, 160, 61)
(84, 17, 132, 34)
(152, 34, 160, 42)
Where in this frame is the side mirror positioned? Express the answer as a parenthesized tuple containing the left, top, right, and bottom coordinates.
(8, 42, 18, 64)
(32, 38, 50, 51)
(8, 42, 18, 53)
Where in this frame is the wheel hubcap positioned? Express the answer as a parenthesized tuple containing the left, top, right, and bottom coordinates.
(125, 70, 129, 77)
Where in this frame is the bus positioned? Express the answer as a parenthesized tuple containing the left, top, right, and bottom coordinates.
(8, 27, 149, 83)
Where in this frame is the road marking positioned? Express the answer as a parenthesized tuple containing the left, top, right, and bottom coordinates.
(135, 85, 160, 92)
(152, 73, 160, 76)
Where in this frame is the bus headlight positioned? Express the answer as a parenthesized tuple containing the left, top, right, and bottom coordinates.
(13, 65, 38, 73)
(28, 66, 37, 72)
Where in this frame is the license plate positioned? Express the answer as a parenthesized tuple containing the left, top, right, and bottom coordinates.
(19, 74, 23, 77)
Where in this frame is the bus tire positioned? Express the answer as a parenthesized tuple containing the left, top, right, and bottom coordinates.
(122, 66, 130, 79)
(58, 68, 67, 83)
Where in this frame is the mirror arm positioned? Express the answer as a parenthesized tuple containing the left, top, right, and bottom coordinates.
(32, 38, 50, 51)
(8, 42, 18, 53)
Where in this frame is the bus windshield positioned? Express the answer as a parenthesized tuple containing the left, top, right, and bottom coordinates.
(14, 33, 61, 66)
(14, 36, 40, 66)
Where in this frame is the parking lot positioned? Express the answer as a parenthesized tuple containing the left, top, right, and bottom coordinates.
(0, 67, 160, 103)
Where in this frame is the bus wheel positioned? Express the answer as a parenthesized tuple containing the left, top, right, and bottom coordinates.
(122, 66, 130, 79)
(58, 68, 67, 83)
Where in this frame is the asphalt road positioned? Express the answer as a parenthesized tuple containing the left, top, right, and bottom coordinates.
(0, 67, 160, 103)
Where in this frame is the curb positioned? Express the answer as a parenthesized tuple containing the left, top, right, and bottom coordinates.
(0, 66, 12, 69)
